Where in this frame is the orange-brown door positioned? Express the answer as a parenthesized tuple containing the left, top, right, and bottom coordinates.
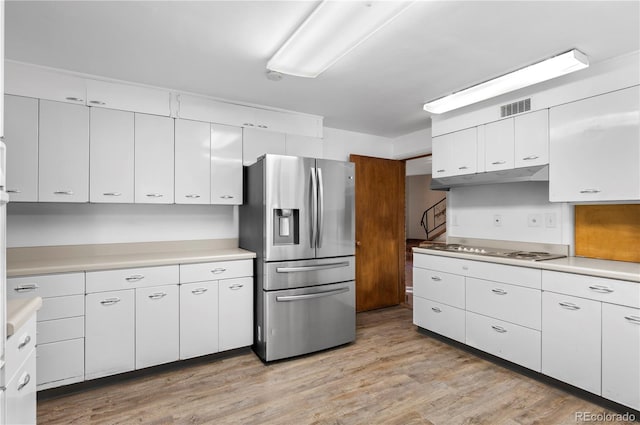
(349, 154, 405, 312)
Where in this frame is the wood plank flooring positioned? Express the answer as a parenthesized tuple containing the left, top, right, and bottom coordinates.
(37, 307, 637, 425)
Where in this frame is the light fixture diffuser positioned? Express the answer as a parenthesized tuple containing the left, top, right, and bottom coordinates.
(267, 1, 414, 78)
(423, 49, 589, 114)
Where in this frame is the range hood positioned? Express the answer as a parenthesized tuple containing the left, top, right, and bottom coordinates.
(431, 164, 549, 191)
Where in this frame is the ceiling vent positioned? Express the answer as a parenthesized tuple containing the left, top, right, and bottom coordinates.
(500, 98, 531, 118)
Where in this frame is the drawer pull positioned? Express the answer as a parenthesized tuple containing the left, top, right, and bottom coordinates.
(17, 373, 31, 391)
(148, 292, 167, 300)
(185, 194, 201, 199)
(103, 192, 122, 196)
(431, 307, 442, 313)
(491, 288, 508, 295)
(559, 302, 581, 310)
(588, 285, 613, 294)
(125, 274, 145, 282)
(458, 166, 469, 170)
(14, 283, 39, 292)
(54, 190, 74, 195)
(220, 195, 234, 199)
(146, 193, 163, 198)
(579, 189, 601, 194)
(18, 335, 32, 350)
(211, 268, 227, 274)
(491, 160, 506, 165)
(625, 316, 640, 324)
(7, 189, 21, 193)
(191, 288, 208, 295)
(430, 276, 442, 282)
(491, 325, 507, 333)
(100, 297, 121, 306)
(436, 169, 445, 173)
(522, 155, 539, 161)
(229, 284, 244, 290)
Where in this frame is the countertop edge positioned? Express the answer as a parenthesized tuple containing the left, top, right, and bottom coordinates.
(7, 297, 43, 337)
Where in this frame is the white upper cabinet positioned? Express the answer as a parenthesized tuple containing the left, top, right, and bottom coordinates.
(86, 80, 171, 117)
(514, 109, 549, 168)
(135, 114, 175, 204)
(38, 100, 89, 202)
(177, 94, 249, 128)
(175, 119, 211, 204)
(90, 108, 134, 203)
(5, 61, 86, 105)
(432, 127, 477, 177)
(484, 118, 514, 172)
(242, 127, 286, 166)
(4, 95, 39, 201)
(211, 124, 242, 205)
(549, 85, 640, 202)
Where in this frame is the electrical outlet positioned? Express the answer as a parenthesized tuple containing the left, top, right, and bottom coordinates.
(493, 214, 502, 227)
(528, 214, 542, 227)
(545, 213, 557, 228)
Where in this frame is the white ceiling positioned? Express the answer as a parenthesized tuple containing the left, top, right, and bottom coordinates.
(5, 1, 639, 138)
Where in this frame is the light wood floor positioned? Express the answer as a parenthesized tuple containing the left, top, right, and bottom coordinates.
(38, 307, 636, 425)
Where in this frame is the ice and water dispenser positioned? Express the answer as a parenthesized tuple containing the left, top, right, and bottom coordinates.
(273, 208, 299, 245)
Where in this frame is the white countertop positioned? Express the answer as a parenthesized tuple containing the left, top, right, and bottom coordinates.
(413, 247, 640, 283)
(7, 297, 43, 337)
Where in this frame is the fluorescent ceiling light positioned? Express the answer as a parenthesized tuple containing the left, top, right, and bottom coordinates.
(423, 49, 589, 114)
(267, 1, 415, 78)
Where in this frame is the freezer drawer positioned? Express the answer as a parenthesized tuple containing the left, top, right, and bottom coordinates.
(262, 256, 355, 291)
(261, 281, 355, 361)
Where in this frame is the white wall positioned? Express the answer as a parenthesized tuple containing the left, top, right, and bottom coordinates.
(7, 203, 237, 247)
(392, 127, 432, 159)
(447, 182, 573, 247)
(322, 127, 394, 161)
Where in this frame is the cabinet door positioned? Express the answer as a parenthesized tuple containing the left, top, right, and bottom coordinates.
(219, 277, 253, 351)
(37, 339, 84, 388)
(4, 95, 38, 201)
(179, 281, 219, 359)
(38, 100, 89, 202)
(210, 124, 242, 205)
(5, 61, 86, 105)
(86, 80, 171, 117)
(242, 127, 286, 166)
(514, 109, 549, 168)
(541, 291, 601, 394)
(175, 119, 210, 204)
(449, 128, 477, 176)
(549, 86, 640, 202)
(5, 349, 36, 425)
(602, 303, 640, 410)
(85, 290, 135, 380)
(177, 94, 249, 128)
(135, 114, 174, 203)
(484, 118, 514, 171)
(90, 108, 134, 203)
(431, 134, 452, 178)
(135, 285, 179, 369)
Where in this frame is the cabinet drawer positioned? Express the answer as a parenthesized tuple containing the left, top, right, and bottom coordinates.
(464, 261, 541, 289)
(38, 294, 84, 321)
(180, 260, 252, 283)
(414, 254, 467, 276)
(6, 348, 37, 425)
(37, 338, 84, 388)
(466, 311, 541, 371)
(542, 270, 640, 308)
(86, 265, 179, 293)
(6, 315, 37, 383)
(37, 317, 85, 344)
(413, 297, 465, 343)
(466, 278, 541, 330)
(7, 272, 85, 299)
(413, 267, 465, 308)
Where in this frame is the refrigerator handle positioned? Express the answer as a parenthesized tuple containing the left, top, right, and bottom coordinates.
(317, 167, 324, 248)
(310, 167, 318, 249)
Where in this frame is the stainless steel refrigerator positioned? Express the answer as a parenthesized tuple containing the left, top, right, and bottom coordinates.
(240, 154, 355, 362)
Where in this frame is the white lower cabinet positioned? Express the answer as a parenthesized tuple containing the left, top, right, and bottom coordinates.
(37, 339, 85, 390)
(219, 277, 253, 351)
(85, 289, 135, 380)
(5, 348, 36, 425)
(541, 291, 602, 395)
(135, 285, 179, 369)
(413, 297, 465, 343)
(602, 303, 640, 410)
(179, 281, 219, 359)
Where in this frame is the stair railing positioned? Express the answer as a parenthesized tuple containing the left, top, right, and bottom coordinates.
(420, 198, 446, 240)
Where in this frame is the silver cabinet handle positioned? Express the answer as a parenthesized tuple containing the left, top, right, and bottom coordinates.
(18, 335, 32, 350)
(276, 262, 350, 273)
(229, 284, 244, 290)
(14, 284, 39, 292)
(125, 274, 145, 282)
(211, 268, 227, 274)
(491, 325, 507, 333)
(89, 100, 106, 106)
(7, 189, 21, 194)
(146, 193, 163, 198)
(430, 276, 442, 281)
(276, 287, 349, 302)
(589, 285, 614, 293)
(65, 96, 84, 102)
(103, 192, 122, 196)
(491, 288, 508, 295)
(185, 194, 201, 199)
(491, 161, 506, 165)
(257, 124, 268, 129)
(559, 302, 581, 310)
(191, 288, 208, 295)
(220, 195, 234, 199)
(148, 292, 167, 300)
(242, 122, 255, 127)
(624, 315, 640, 324)
(580, 189, 601, 194)
(431, 307, 442, 313)
(54, 190, 74, 195)
(100, 297, 121, 306)
(17, 373, 31, 391)
(522, 155, 539, 161)
(436, 169, 445, 173)
(458, 166, 469, 170)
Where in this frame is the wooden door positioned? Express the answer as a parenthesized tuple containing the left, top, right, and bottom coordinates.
(349, 155, 405, 312)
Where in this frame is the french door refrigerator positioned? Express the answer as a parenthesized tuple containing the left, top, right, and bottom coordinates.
(240, 154, 355, 362)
